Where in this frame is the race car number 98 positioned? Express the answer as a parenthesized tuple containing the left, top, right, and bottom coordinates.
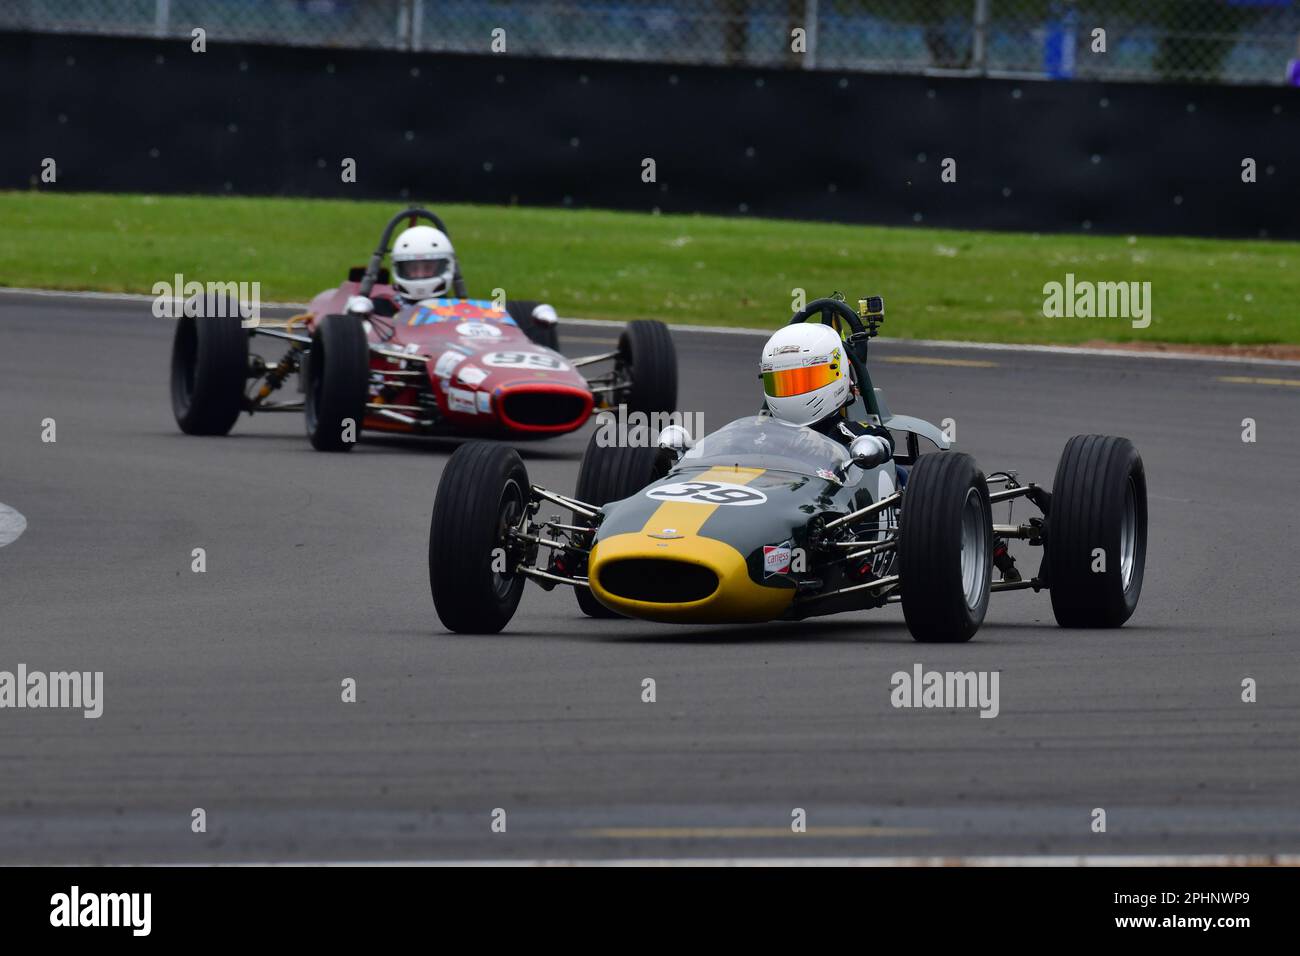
(645, 481, 767, 506)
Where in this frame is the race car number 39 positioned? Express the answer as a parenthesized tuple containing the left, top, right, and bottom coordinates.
(645, 481, 767, 506)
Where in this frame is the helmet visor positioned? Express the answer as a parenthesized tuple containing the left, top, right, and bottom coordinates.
(395, 257, 450, 281)
(763, 361, 839, 398)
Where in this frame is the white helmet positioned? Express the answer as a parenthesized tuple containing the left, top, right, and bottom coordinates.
(391, 225, 456, 301)
(760, 323, 852, 427)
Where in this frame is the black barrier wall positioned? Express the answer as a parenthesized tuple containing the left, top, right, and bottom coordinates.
(2, 30, 1296, 238)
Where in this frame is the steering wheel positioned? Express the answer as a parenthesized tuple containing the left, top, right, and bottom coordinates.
(359, 206, 468, 299)
(789, 297, 869, 338)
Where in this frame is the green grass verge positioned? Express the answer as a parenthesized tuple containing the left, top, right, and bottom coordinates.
(3, 190, 1297, 344)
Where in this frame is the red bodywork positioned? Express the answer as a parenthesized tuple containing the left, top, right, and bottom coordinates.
(305, 282, 594, 437)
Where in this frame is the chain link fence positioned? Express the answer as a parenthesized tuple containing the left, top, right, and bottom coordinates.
(4, 0, 1299, 85)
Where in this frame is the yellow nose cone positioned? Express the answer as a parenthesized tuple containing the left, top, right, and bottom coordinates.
(587, 532, 794, 624)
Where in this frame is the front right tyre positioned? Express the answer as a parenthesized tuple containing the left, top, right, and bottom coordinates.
(305, 313, 370, 452)
(505, 299, 560, 351)
(616, 320, 677, 415)
(571, 426, 664, 618)
(1045, 434, 1147, 627)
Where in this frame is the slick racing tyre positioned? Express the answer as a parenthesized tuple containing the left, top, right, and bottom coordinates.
(572, 426, 664, 619)
(171, 315, 249, 436)
(616, 320, 677, 416)
(429, 442, 530, 634)
(305, 313, 370, 452)
(898, 452, 993, 643)
(1046, 435, 1147, 628)
(506, 299, 560, 351)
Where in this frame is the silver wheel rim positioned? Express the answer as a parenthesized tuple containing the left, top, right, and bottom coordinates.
(960, 487, 990, 610)
(1119, 476, 1137, 590)
(492, 479, 523, 600)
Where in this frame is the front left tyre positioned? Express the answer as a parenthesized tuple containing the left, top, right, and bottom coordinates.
(305, 313, 370, 452)
(897, 452, 993, 643)
(170, 315, 249, 435)
(429, 442, 530, 633)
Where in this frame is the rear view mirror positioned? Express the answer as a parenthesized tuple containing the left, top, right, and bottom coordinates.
(658, 424, 694, 457)
(848, 434, 890, 469)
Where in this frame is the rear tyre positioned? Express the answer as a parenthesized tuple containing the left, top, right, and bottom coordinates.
(617, 320, 677, 415)
(506, 299, 560, 351)
(305, 313, 370, 452)
(429, 442, 530, 633)
(573, 426, 664, 618)
(1046, 435, 1147, 628)
(898, 452, 992, 643)
(170, 315, 248, 435)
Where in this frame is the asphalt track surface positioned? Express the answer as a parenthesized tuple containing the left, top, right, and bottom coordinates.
(2, 291, 1299, 864)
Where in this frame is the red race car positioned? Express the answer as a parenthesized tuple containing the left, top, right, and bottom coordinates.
(169, 207, 677, 450)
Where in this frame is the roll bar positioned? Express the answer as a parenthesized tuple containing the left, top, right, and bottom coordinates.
(789, 297, 883, 419)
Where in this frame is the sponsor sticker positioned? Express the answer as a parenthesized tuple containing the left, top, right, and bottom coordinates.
(457, 365, 488, 386)
(433, 350, 466, 378)
(645, 481, 767, 506)
(455, 321, 502, 339)
(448, 387, 477, 414)
(476, 391, 492, 414)
(763, 542, 792, 577)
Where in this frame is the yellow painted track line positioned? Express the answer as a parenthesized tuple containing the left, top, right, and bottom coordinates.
(1218, 375, 1300, 388)
(560, 335, 619, 346)
(578, 826, 932, 839)
(881, 356, 998, 368)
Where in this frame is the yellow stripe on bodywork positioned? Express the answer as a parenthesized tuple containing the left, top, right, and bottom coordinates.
(588, 465, 795, 624)
(638, 465, 765, 537)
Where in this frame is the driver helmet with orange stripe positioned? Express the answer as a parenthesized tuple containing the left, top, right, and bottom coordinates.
(760, 322, 852, 427)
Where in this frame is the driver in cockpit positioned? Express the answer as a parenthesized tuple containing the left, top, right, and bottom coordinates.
(758, 322, 1020, 581)
(758, 322, 896, 455)
(389, 225, 458, 306)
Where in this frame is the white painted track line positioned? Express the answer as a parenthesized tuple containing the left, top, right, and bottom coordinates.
(4, 285, 1299, 368)
(136, 854, 1300, 867)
